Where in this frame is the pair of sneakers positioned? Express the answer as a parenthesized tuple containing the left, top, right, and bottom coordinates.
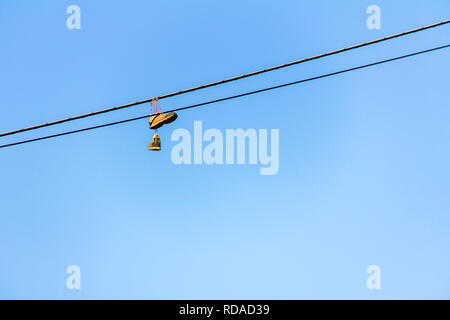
(148, 111, 178, 151)
(149, 111, 178, 129)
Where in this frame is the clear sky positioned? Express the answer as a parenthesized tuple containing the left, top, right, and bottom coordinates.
(0, 0, 449, 299)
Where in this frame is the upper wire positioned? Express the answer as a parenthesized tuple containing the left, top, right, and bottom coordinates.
(0, 20, 449, 138)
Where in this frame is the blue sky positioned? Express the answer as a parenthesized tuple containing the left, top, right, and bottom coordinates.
(0, 0, 449, 299)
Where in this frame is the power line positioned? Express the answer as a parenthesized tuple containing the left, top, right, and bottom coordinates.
(1, 20, 449, 138)
(1, 44, 448, 150)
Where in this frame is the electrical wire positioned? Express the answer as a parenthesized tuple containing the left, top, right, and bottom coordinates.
(0, 20, 449, 138)
(1, 44, 448, 150)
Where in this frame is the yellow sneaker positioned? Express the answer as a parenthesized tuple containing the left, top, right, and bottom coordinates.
(149, 112, 178, 129)
(148, 133, 161, 151)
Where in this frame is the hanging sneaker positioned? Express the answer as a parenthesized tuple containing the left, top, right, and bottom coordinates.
(148, 133, 161, 151)
(149, 112, 178, 129)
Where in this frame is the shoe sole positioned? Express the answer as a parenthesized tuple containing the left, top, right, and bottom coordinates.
(163, 113, 177, 125)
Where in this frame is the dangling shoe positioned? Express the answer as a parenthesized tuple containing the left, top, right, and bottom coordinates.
(149, 112, 178, 129)
(148, 132, 161, 151)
